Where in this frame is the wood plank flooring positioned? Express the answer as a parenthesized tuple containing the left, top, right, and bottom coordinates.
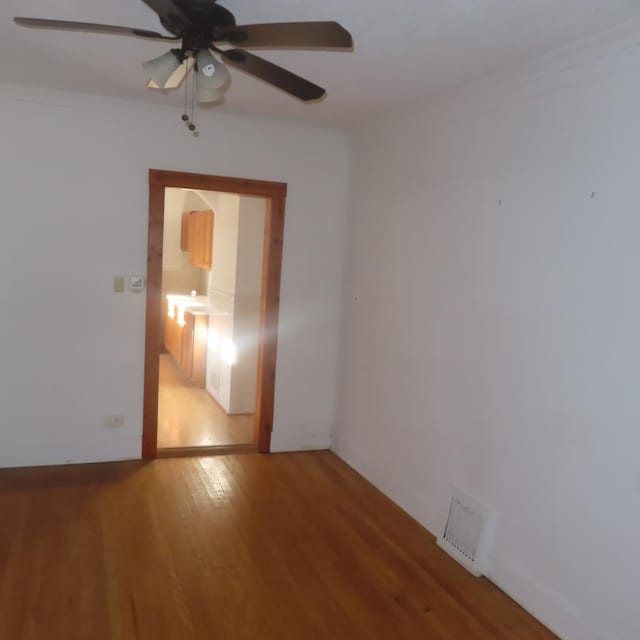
(157, 353, 254, 448)
(0, 452, 557, 640)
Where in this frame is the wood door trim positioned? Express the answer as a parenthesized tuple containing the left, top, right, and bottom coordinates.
(149, 170, 287, 198)
(142, 170, 287, 459)
(156, 444, 256, 458)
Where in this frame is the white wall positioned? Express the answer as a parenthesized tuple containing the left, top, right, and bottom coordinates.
(203, 192, 265, 415)
(230, 196, 266, 414)
(205, 192, 240, 411)
(207, 192, 240, 297)
(162, 188, 202, 294)
(235, 196, 265, 298)
(0, 82, 349, 466)
(333, 20, 640, 640)
(182, 190, 210, 215)
(162, 189, 187, 272)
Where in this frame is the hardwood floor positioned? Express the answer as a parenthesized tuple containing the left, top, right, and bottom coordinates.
(0, 452, 556, 640)
(157, 353, 254, 449)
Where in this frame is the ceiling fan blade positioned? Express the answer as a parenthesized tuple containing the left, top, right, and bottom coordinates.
(217, 22, 353, 49)
(220, 49, 325, 102)
(14, 17, 178, 40)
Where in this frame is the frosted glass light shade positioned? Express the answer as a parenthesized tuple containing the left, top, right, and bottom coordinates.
(143, 50, 184, 89)
(196, 87, 225, 103)
(196, 49, 231, 91)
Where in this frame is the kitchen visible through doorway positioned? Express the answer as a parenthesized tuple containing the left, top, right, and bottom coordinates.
(142, 170, 287, 459)
(158, 188, 266, 451)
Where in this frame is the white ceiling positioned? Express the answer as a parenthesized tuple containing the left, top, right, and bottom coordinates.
(2, 0, 639, 126)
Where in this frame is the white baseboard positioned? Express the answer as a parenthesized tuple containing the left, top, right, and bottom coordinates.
(486, 556, 617, 640)
(270, 429, 330, 453)
(0, 437, 141, 469)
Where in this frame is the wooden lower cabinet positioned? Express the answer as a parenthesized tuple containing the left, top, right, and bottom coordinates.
(182, 312, 208, 387)
(164, 309, 208, 387)
(165, 312, 182, 362)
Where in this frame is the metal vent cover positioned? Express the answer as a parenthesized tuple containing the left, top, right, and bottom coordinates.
(437, 488, 494, 577)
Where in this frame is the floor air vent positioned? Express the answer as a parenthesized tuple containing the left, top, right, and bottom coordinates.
(437, 488, 494, 577)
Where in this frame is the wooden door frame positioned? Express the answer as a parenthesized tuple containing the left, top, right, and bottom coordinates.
(142, 169, 287, 459)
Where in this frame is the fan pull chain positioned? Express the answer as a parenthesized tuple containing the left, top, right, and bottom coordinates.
(190, 70, 199, 137)
(181, 57, 189, 124)
(179, 54, 198, 137)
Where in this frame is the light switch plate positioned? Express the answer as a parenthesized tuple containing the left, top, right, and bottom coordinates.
(113, 275, 125, 293)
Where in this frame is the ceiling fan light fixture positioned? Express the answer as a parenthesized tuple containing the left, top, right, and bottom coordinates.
(14, 8, 354, 130)
(143, 49, 185, 89)
(196, 87, 225, 104)
(196, 49, 231, 91)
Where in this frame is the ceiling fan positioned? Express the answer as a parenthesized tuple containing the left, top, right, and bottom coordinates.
(14, 0, 353, 107)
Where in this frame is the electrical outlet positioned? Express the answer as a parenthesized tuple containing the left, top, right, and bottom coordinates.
(104, 414, 125, 428)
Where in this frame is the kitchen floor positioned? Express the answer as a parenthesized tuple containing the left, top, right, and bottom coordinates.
(157, 354, 254, 449)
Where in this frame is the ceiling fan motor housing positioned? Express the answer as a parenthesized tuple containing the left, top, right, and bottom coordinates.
(161, 0, 236, 47)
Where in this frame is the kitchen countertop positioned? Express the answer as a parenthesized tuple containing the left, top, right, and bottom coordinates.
(165, 293, 233, 317)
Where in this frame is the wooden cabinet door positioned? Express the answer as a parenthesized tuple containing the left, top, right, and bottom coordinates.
(165, 312, 183, 363)
(202, 210, 213, 268)
(187, 212, 199, 267)
(187, 210, 214, 269)
(180, 211, 191, 251)
(178, 312, 207, 387)
(181, 312, 195, 379)
(164, 309, 172, 353)
(164, 308, 208, 387)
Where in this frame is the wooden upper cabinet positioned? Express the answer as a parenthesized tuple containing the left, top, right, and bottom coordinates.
(202, 210, 213, 268)
(180, 211, 191, 251)
(187, 209, 214, 269)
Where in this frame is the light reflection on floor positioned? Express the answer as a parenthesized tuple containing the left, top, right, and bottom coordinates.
(157, 354, 254, 448)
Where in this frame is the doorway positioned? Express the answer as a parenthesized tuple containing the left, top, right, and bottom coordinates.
(142, 170, 287, 459)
